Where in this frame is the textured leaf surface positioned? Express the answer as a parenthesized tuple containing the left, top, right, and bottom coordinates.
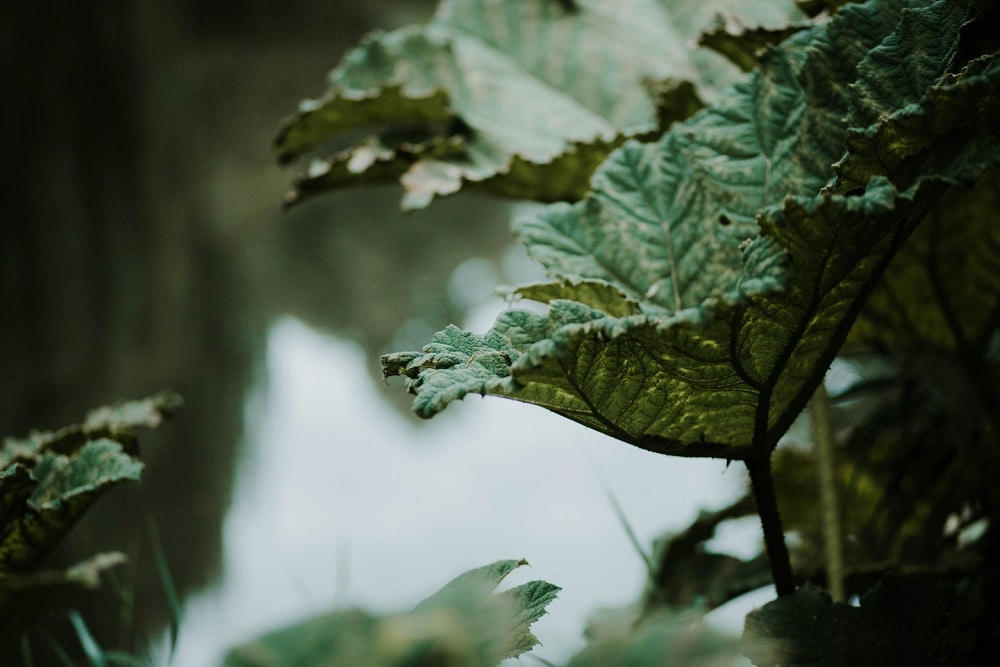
(832, 0, 982, 193)
(277, 0, 804, 209)
(224, 559, 559, 667)
(384, 0, 993, 458)
(0, 393, 181, 573)
(698, 14, 812, 72)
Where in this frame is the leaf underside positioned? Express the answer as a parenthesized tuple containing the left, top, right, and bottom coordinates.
(276, 0, 806, 209)
(383, 0, 1000, 459)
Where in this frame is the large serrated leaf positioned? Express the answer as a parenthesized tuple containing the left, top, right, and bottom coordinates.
(277, 0, 805, 209)
(223, 559, 560, 667)
(385, 0, 989, 458)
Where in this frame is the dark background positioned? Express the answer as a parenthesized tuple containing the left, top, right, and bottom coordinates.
(0, 1, 516, 661)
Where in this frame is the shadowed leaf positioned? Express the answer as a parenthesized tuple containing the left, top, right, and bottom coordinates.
(384, 0, 999, 459)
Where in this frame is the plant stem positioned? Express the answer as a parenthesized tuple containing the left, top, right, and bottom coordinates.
(810, 380, 845, 602)
(746, 454, 795, 596)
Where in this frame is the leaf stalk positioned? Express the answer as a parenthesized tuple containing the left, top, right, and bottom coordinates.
(746, 454, 795, 596)
(810, 380, 845, 602)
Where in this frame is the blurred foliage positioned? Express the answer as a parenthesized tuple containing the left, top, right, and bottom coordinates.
(275, 0, 805, 209)
(223, 559, 559, 667)
(0, 393, 181, 652)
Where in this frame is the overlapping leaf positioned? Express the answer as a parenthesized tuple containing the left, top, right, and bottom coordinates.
(276, 0, 805, 209)
(385, 0, 995, 458)
(0, 392, 182, 573)
(839, 33, 1000, 353)
(224, 559, 560, 667)
(567, 608, 741, 667)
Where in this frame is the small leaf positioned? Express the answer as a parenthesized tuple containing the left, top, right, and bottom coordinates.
(223, 559, 560, 667)
(649, 494, 771, 610)
(510, 278, 641, 318)
(1, 440, 142, 572)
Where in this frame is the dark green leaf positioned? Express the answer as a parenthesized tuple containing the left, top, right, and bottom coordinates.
(849, 168, 1000, 353)
(1, 440, 142, 572)
(385, 1, 989, 458)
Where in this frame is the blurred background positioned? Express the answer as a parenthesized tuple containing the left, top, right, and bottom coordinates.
(1, 2, 753, 664)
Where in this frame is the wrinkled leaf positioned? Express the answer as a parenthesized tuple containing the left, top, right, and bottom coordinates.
(277, 0, 805, 209)
(1, 392, 181, 573)
(385, 0, 997, 458)
(224, 559, 559, 667)
(831, 0, 982, 193)
(849, 168, 1000, 353)
(1, 440, 140, 572)
(0, 552, 127, 639)
(506, 278, 641, 318)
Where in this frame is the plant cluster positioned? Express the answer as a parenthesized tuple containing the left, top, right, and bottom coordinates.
(1, 393, 182, 662)
(259, 0, 1000, 664)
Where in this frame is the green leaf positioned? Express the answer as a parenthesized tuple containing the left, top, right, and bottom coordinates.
(82, 390, 184, 432)
(385, 0, 990, 458)
(1, 392, 181, 573)
(836, 5, 1000, 354)
(698, 14, 812, 72)
(849, 168, 1000, 353)
(832, 0, 983, 192)
(223, 559, 560, 667)
(1, 439, 142, 572)
(276, 0, 805, 209)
